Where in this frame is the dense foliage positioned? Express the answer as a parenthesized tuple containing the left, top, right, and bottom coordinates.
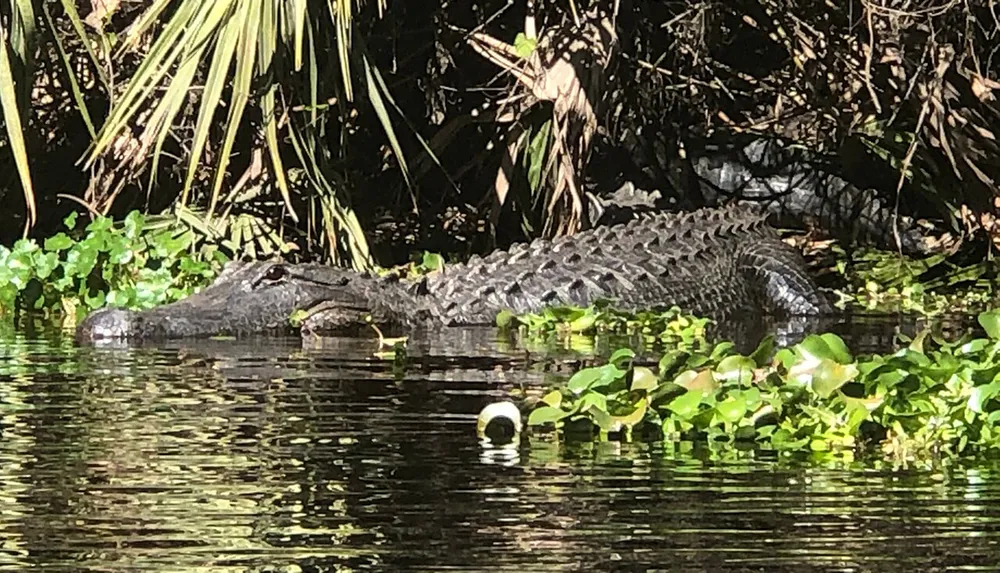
(0, 211, 224, 319)
(523, 307, 1000, 462)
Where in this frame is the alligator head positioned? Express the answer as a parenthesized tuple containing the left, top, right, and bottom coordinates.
(76, 261, 375, 343)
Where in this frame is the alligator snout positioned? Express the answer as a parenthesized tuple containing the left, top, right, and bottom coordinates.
(76, 308, 136, 342)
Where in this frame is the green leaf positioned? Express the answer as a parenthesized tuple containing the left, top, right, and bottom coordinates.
(420, 251, 444, 272)
(541, 390, 563, 408)
(979, 310, 1000, 340)
(496, 309, 516, 328)
(798, 333, 853, 364)
(666, 390, 704, 420)
(608, 348, 636, 367)
(578, 392, 609, 414)
(716, 355, 755, 386)
(674, 369, 718, 393)
(527, 406, 570, 426)
(525, 119, 551, 193)
(749, 335, 776, 367)
(44, 233, 73, 251)
(810, 359, 859, 398)
(513, 32, 538, 59)
(715, 394, 748, 423)
(568, 311, 598, 333)
(567, 364, 625, 394)
(969, 381, 1000, 414)
(611, 398, 648, 430)
(630, 366, 659, 392)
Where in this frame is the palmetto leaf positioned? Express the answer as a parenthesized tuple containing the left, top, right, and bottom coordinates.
(78, 0, 409, 267)
(0, 1, 36, 233)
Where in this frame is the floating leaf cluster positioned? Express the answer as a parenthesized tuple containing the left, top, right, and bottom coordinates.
(498, 302, 711, 350)
(528, 308, 1000, 461)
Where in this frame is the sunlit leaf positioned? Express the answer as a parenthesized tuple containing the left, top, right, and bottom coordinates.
(810, 359, 859, 398)
(666, 390, 704, 419)
(630, 367, 659, 392)
(979, 310, 1000, 340)
(527, 406, 569, 426)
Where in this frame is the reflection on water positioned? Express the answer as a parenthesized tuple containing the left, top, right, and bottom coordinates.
(0, 316, 997, 572)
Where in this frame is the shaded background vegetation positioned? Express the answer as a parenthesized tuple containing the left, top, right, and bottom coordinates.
(2, 0, 999, 269)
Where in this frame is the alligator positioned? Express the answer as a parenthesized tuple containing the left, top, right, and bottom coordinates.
(608, 135, 943, 254)
(75, 205, 834, 343)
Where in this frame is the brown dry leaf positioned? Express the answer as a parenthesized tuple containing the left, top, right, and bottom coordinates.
(84, 0, 120, 30)
(971, 73, 997, 102)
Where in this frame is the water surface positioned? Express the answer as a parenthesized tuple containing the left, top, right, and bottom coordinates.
(0, 319, 998, 572)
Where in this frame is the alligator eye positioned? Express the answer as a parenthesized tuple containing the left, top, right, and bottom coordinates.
(264, 264, 287, 281)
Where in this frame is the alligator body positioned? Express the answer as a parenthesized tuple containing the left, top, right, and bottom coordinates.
(611, 135, 938, 253)
(76, 206, 833, 343)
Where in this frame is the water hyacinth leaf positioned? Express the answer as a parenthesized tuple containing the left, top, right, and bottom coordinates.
(969, 381, 1000, 414)
(715, 355, 755, 386)
(568, 311, 598, 333)
(658, 349, 687, 376)
(666, 390, 704, 419)
(798, 333, 853, 364)
(541, 390, 563, 408)
(749, 335, 776, 367)
(775, 347, 797, 370)
(810, 438, 831, 452)
(715, 394, 747, 423)
(709, 341, 737, 361)
(674, 369, 718, 393)
(630, 366, 659, 392)
(810, 359, 859, 398)
(959, 339, 989, 355)
(908, 329, 929, 353)
(567, 364, 625, 394)
(587, 406, 616, 432)
(979, 310, 1000, 340)
(771, 429, 810, 450)
(495, 309, 516, 328)
(527, 406, 570, 426)
(578, 392, 609, 414)
(567, 368, 603, 394)
(608, 348, 636, 367)
(611, 398, 648, 430)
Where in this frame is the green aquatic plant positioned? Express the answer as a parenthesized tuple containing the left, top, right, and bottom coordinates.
(834, 247, 998, 315)
(0, 211, 226, 320)
(497, 302, 712, 352)
(527, 309, 1000, 461)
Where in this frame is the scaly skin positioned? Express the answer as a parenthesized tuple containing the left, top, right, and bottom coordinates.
(76, 206, 833, 342)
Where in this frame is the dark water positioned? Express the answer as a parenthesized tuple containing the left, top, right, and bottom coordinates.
(1, 317, 999, 572)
